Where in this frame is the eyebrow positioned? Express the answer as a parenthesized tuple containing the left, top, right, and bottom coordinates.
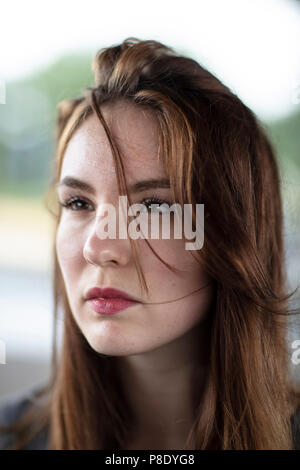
(57, 176, 171, 194)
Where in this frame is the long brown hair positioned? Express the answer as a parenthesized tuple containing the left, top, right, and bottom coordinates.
(1, 37, 300, 449)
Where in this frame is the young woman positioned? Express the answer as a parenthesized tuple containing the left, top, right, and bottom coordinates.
(0, 37, 300, 450)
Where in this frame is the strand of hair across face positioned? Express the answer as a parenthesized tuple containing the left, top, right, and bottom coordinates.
(141, 281, 213, 304)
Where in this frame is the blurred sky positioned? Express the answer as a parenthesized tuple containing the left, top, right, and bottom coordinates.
(1, 0, 300, 120)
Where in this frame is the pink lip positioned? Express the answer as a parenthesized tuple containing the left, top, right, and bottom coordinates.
(85, 287, 140, 315)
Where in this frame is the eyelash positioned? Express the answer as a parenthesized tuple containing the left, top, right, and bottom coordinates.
(59, 196, 171, 212)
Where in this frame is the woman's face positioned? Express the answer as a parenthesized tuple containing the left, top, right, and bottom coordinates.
(56, 100, 213, 356)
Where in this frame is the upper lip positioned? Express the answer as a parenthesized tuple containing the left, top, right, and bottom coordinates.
(85, 287, 140, 302)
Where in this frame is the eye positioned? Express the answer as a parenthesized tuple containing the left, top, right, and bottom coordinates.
(140, 197, 171, 214)
(59, 196, 94, 212)
(59, 196, 172, 213)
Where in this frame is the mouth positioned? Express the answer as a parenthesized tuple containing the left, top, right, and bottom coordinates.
(85, 286, 140, 315)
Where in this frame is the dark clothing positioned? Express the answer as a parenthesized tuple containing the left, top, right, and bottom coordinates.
(291, 406, 300, 450)
(0, 384, 300, 450)
(0, 385, 49, 450)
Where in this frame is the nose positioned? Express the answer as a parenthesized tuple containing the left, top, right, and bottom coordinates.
(83, 206, 132, 268)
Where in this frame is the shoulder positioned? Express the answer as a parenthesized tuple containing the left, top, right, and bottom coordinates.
(0, 384, 50, 450)
(291, 405, 300, 450)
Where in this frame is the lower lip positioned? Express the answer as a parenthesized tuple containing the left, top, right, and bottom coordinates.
(88, 298, 139, 315)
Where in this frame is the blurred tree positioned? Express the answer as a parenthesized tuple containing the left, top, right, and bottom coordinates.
(266, 110, 300, 169)
(0, 53, 94, 197)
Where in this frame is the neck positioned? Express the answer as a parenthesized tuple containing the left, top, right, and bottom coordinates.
(117, 320, 210, 448)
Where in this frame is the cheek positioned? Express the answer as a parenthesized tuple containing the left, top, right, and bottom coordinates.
(136, 279, 213, 354)
(138, 237, 207, 287)
(55, 221, 84, 273)
(159, 273, 213, 331)
(135, 239, 213, 332)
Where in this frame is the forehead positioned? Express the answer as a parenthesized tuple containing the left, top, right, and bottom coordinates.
(60, 100, 163, 181)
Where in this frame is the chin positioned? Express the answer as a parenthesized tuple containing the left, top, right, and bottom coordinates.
(84, 331, 161, 358)
(84, 331, 136, 357)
